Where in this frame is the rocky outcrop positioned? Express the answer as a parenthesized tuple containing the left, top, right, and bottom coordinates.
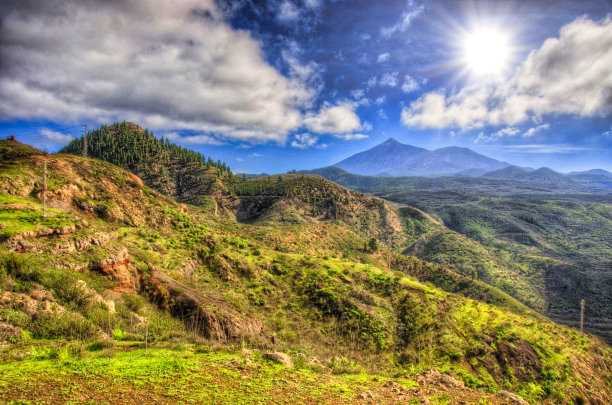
(142, 269, 262, 341)
(89, 249, 137, 293)
(0, 286, 63, 316)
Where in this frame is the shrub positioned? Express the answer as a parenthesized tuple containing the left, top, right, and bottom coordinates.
(31, 312, 99, 340)
(122, 293, 145, 312)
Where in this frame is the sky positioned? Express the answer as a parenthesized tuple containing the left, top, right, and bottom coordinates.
(0, 0, 611, 174)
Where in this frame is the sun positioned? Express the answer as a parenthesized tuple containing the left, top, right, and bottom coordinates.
(461, 27, 511, 77)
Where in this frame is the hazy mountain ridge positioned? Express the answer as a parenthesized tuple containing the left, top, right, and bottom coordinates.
(335, 138, 510, 177)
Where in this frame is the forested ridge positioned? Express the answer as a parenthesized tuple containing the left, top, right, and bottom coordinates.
(60, 121, 232, 174)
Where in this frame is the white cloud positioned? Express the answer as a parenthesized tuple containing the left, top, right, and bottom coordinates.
(401, 75, 421, 93)
(381, 0, 425, 38)
(474, 127, 520, 143)
(375, 96, 386, 105)
(236, 157, 244, 162)
(304, 101, 363, 135)
(378, 109, 388, 119)
(379, 72, 399, 87)
(402, 16, 612, 130)
(377, 53, 390, 63)
(281, 40, 322, 97)
(249, 152, 263, 158)
(40, 128, 73, 143)
(523, 124, 550, 137)
(335, 133, 369, 140)
(277, 1, 300, 21)
(291, 133, 319, 149)
(0, 0, 315, 143)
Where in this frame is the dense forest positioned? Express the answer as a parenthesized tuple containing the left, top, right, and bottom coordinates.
(60, 121, 232, 174)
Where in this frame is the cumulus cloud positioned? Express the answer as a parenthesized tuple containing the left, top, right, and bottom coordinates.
(402, 17, 612, 130)
(40, 128, 73, 143)
(381, 0, 425, 38)
(377, 53, 390, 63)
(379, 72, 399, 87)
(304, 102, 363, 135)
(0, 0, 315, 143)
(291, 133, 319, 149)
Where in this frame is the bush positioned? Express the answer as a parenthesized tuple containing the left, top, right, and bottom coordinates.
(31, 312, 99, 340)
(122, 293, 145, 312)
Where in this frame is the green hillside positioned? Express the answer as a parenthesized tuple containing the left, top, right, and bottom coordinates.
(378, 190, 612, 343)
(1, 139, 611, 403)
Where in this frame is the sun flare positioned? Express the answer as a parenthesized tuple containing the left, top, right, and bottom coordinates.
(462, 27, 511, 76)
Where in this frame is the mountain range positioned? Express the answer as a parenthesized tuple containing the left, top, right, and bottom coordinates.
(335, 138, 510, 177)
(333, 138, 612, 188)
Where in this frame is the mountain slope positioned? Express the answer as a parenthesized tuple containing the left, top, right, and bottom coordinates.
(2, 139, 611, 403)
(335, 138, 427, 176)
(482, 166, 575, 185)
(335, 138, 509, 177)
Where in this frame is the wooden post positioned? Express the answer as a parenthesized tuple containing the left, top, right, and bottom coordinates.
(580, 299, 585, 333)
(145, 320, 148, 354)
(42, 160, 47, 218)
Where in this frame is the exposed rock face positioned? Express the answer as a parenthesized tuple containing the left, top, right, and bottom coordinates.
(263, 352, 294, 368)
(142, 269, 262, 341)
(89, 249, 137, 293)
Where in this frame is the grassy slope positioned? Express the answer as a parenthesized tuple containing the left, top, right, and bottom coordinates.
(0, 140, 611, 403)
(378, 190, 612, 343)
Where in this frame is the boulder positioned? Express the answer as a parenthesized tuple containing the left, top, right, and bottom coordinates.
(263, 352, 294, 368)
(497, 390, 530, 405)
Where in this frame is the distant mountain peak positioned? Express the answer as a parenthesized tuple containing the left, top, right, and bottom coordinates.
(382, 137, 400, 145)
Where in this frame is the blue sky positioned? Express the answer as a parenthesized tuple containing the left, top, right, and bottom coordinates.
(1, 0, 611, 173)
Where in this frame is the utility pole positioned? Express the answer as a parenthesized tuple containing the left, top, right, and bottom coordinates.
(580, 299, 585, 333)
(81, 124, 88, 157)
(42, 160, 47, 218)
